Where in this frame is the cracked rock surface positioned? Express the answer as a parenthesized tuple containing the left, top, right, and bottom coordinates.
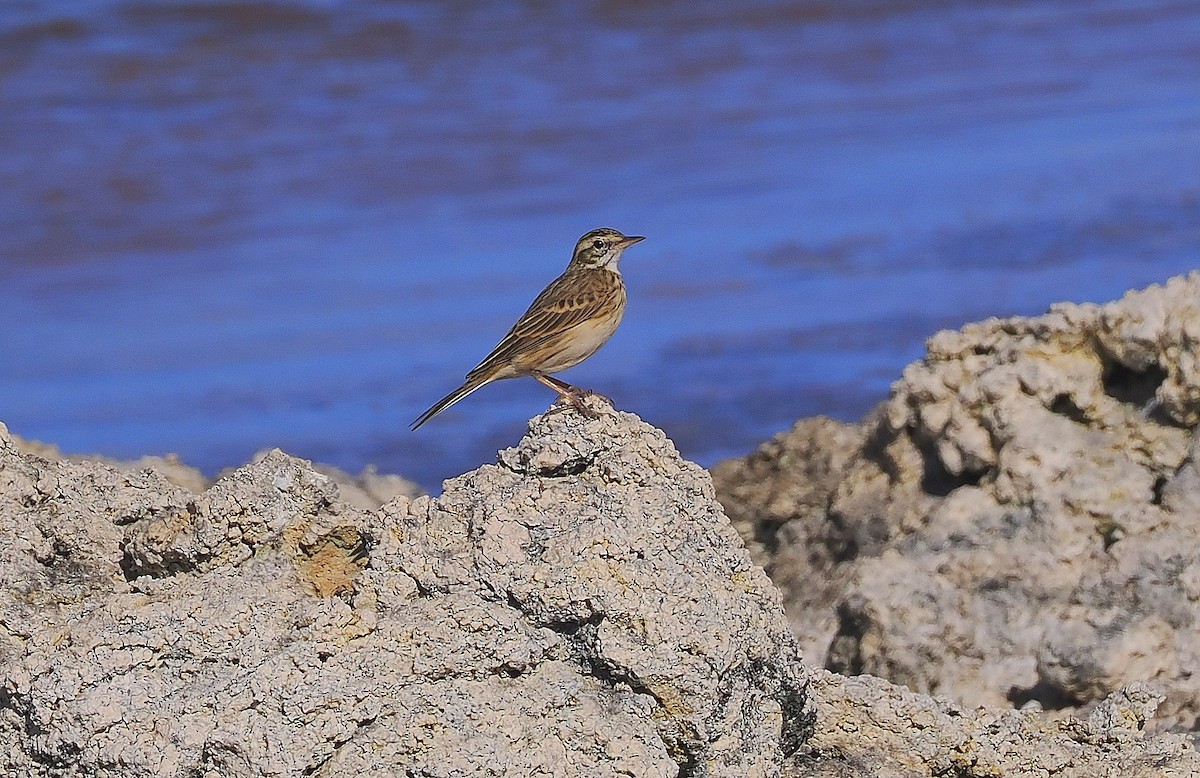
(7, 432, 423, 510)
(0, 406, 808, 777)
(713, 272, 1200, 732)
(4, 368, 1199, 775)
(791, 673, 1198, 778)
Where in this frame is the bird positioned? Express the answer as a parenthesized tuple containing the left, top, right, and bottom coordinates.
(411, 227, 644, 430)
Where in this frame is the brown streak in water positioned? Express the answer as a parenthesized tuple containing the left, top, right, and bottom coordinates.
(644, 279, 753, 300)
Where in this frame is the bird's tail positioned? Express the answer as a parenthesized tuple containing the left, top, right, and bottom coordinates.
(410, 376, 490, 430)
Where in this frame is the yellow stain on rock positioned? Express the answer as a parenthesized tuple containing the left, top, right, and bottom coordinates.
(291, 524, 369, 597)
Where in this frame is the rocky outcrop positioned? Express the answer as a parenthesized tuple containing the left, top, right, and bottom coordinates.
(7, 274, 1200, 778)
(713, 272, 1200, 732)
(0, 407, 808, 777)
(9, 433, 212, 493)
(5, 347, 1200, 774)
(8, 433, 422, 508)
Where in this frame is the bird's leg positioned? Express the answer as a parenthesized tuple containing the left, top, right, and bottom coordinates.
(532, 372, 601, 418)
(539, 373, 613, 404)
(537, 373, 582, 396)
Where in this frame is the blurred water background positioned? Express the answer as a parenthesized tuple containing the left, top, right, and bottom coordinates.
(2, 0, 1198, 490)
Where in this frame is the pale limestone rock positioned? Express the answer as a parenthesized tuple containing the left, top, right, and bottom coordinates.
(0, 409, 807, 777)
(714, 272, 1200, 731)
(6, 306, 1200, 778)
(790, 671, 1199, 777)
(6, 432, 423, 508)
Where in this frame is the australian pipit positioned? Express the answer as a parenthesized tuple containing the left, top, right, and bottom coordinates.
(410, 228, 644, 430)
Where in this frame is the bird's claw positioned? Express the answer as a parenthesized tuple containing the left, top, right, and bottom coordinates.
(547, 389, 608, 419)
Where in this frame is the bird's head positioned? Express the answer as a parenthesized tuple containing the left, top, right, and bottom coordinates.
(569, 227, 644, 269)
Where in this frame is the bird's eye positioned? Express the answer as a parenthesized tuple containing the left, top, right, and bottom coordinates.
(592, 239, 607, 251)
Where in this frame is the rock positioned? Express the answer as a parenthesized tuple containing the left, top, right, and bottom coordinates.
(393, 404, 812, 775)
(6, 432, 423, 508)
(4, 376, 1199, 775)
(711, 416, 865, 663)
(10, 432, 210, 493)
(789, 672, 1199, 778)
(277, 454, 423, 511)
(0, 406, 809, 777)
(713, 272, 1200, 730)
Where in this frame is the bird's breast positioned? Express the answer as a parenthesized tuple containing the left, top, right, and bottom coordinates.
(531, 283, 626, 374)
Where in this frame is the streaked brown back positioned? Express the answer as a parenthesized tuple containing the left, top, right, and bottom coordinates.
(466, 266, 625, 381)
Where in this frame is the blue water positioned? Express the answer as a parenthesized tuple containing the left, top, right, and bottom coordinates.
(2, 0, 1198, 490)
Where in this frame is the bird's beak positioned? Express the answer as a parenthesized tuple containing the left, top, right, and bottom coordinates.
(618, 235, 645, 249)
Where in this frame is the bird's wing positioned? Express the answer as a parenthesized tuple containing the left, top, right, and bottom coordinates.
(465, 270, 618, 381)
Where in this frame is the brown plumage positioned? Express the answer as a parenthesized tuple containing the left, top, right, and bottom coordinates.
(411, 228, 643, 430)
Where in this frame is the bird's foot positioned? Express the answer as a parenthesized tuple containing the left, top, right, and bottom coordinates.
(572, 397, 602, 419)
(534, 372, 611, 419)
(579, 389, 613, 405)
(547, 388, 605, 419)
